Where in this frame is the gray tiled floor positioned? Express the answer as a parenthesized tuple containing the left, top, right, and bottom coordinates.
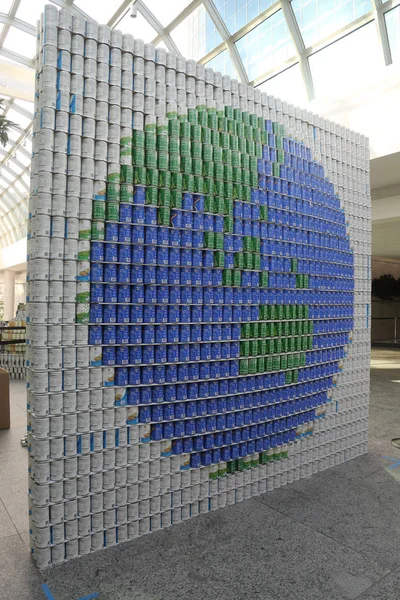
(1, 348, 400, 600)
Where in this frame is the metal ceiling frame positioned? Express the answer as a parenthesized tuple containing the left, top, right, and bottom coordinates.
(0, 0, 399, 249)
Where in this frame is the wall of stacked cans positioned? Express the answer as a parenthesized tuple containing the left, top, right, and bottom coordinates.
(26, 4, 371, 568)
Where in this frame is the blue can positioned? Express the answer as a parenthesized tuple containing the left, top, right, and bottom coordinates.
(162, 423, 174, 439)
(117, 264, 130, 283)
(91, 263, 103, 283)
(104, 264, 117, 283)
(91, 241, 104, 261)
(119, 203, 133, 223)
(131, 265, 143, 284)
(116, 304, 129, 324)
(141, 366, 153, 384)
(115, 368, 128, 386)
(157, 246, 169, 265)
(118, 244, 131, 263)
(151, 424, 163, 441)
(133, 185, 145, 204)
(89, 325, 102, 345)
(163, 404, 175, 421)
(116, 346, 129, 365)
(155, 345, 167, 363)
(145, 246, 156, 265)
(117, 325, 129, 344)
(118, 224, 131, 243)
(193, 194, 205, 212)
(105, 223, 118, 242)
(145, 206, 157, 225)
(132, 225, 144, 244)
(90, 304, 102, 323)
(90, 284, 104, 303)
(158, 226, 169, 246)
(170, 209, 182, 228)
(145, 225, 157, 245)
(151, 405, 163, 422)
(104, 284, 117, 302)
(105, 243, 118, 263)
(128, 367, 140, 385)
(103, 304, 116, 323)
(103, 325, 116, 345)
(182, 211, 192, 229)
(169, 228, 180, 247)
(132, 205, 145, 224)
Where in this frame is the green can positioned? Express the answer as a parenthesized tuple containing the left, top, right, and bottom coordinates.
(239, 358, 249, 375)
(214, 163, 223, 180)
(171, 189, 182, 208)
(223, 269, 232, 285)
(213, 145, 222, 163)
(259, 322, 267, 338)
(159, 169, 171, 189)
(133, 130, 145, 147)
(243, 236, 252, 252)
(179, 120, 190, 139)
(157, 134, 168, 152)
(191, 140, 202, 158)
(145, 150, 157, 169)
(224, 216, 233, 233)
(244, 252, 252, 269)
(225, 198, 233, 215)
(203, 160, 214, 178)
(120, 183, 134, 203)
(120, 135, 132, 155)
(287, 354, 294, 369)
(249, 358, 257, 374)
(203, 143, 212, 161)
(171, 172, 182, 190)
(169, 119, 180, 136)
(180, 138, 190, 156)
(215, 233, 224, 250)
(134, 167, 147, 185)
(214, 197, 225, 214)
(146, 168, 159, 187)
(93, 200, 106, 220)
(146, 187, 158, 205)
(107, 183, 120, 202)
(204, 178, 214, 195)
(198, 111, 207, 128)
(230, 135, 239, 151)
(227, 118, 235, 134)
(266, 356, 273, 372)
(267, 339, 275, 354)
(91, 221, 105, 240)
(158, 188, 171, 207)
(158, 152, 169, 171)
(194, 176, 204, 193)
(193, 158, 202, 176)
(258, 339, 266, 355)
(145, 132, 156, 151)
(169, 136, 180, 154)
(257, 357, 265, 372)
(169, 154, 180, 172)
(181, 156, 192, 174)
(158, 207, 170, 226)
(182, 174, 194, 192)
(204, 231, 215, 249)
(250, 340, 258, 356)
(214, 251, 224, 267)
(191, 123, 201, 141)
(133, 147, 145, 166)
(233, 270, 241, 286)
(224, 164, 233, 181)
(187, 108, 197, 123)
(106, 201, 119, 221)
(227, 460, 237, 474)
(242, 170, 250, 185)
(280, 354, 288, 370)
(260, 272, 268, 287)
(272, 356, 281, 371)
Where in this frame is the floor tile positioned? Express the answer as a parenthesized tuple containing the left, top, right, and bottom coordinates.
(0, 534, 44, 600)
(0, 498, 17, 539)
(357, 566, 400, 599)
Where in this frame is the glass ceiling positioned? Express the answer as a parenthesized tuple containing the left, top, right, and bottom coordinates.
(0, 0, 398, 249)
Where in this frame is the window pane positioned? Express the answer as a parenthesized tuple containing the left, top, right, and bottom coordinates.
(74, 0, 116, 23)
(235, 10, 295, 81)
(13, 99, 34, 116)
(3, 26, 37, 59)
(143, 0, 192, 27)
(16, 0, 47, 26)
(6, 108, 31, 129)
(256, 63, 307, 105)
(310, 23, 382, 97)
(174, 5, 223, 60)
(205, 49, 238, 78)
(215, 0, 277, 34)
(114, 9, 157, 42)
(385, 6, 400, 63)
(291, 0, 373, 48)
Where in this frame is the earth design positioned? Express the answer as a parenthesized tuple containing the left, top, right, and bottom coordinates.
(87, 105, 354, 473)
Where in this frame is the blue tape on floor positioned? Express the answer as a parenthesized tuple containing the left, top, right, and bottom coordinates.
(41, 584, 98, 600)
(41, 585, 55, 600)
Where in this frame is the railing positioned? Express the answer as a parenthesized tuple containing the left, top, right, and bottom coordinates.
(371, 317, 398, 343)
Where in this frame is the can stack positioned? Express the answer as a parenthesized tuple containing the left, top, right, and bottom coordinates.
(26, 4, 371, 568)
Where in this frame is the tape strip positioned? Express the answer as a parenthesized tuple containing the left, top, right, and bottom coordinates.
(41, 585, 55, 600)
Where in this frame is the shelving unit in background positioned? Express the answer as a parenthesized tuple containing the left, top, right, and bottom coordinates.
(0, 325, 26, 379)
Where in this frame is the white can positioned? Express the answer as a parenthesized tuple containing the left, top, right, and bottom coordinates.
(77, 475, 90, 497)
(91, 531, 104, 550)
(50, 438, 63, 460)
(78, 535, 91, 556)
(50, 481, 64, 503)
(49, 392, 63, 414)
(49, 415, 63, 437)
(50, 503, 64, 525)
(48, 324, 62, 347)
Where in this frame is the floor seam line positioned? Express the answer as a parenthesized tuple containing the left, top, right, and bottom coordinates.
(255, 494, 394, 568)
